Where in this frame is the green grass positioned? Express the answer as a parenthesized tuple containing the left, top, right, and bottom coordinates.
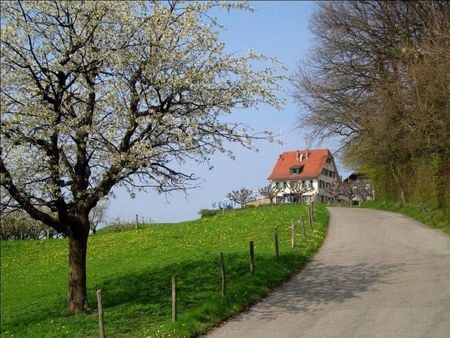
(362, 200, 450, 235)
(1, 204, 328, 337)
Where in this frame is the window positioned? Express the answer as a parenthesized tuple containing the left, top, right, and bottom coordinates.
(283, 181, 287, 189)
(290, 166, 303, 175)
(319, 180, 325, 188)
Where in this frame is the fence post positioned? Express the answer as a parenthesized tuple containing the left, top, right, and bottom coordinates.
(249, 241, 255, 275)
(135, 214, 139, 229)
(312, 201, 315, 220)
(96, 289, 106, 338)
(274, 229, 279, 258)
(172, 275, 177, 322)
(308, 207, 312, 228)
(291, 223, 296, 248)
(301, 216, 307, 237)
(219, 252, 226, 297)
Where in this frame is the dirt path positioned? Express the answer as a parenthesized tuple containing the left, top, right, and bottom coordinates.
(206, 207, 450, 338)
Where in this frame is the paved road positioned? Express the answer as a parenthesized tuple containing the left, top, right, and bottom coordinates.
(207, 208, 450, 338)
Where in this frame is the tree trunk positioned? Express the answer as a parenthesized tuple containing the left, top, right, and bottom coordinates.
(389, 162, 407, 205)
(68, 223, 90, 313)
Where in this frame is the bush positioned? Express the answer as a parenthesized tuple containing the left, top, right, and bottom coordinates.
(198, 209, 219, 218)
(243, 204, 256, 209)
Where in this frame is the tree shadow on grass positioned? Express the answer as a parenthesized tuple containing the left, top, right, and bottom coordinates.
(4, 251, 310, 336)
(92, 252, 305, 312)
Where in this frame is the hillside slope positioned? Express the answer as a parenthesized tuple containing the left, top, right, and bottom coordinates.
(1, 204, 328, 337)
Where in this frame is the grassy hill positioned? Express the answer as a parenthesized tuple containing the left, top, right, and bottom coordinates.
(1, 204, 328, 337)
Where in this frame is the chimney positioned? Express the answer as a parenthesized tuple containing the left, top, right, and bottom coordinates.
(305, 149, 309, 159)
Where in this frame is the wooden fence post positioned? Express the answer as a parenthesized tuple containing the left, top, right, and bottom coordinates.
(312, 201, 315, 220)
(301, 216, 306, 237)
(96, 289, 106, 338)
(308, 207, 312, 228)
(135, 214, 139, 229)
(219, 252, 226, 297)
(172, 275, 177, 322)
(249, 241, 255, 275)
(274, 229, 279, 257)
(291, 223, 296, 248)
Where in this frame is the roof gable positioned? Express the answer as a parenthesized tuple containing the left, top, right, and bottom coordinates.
(268, 149, 331, 180)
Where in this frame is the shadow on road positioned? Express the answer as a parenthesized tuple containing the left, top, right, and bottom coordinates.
(239, 261, 405, 320)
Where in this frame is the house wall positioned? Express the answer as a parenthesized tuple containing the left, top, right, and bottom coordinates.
(271, 179, 319, 203)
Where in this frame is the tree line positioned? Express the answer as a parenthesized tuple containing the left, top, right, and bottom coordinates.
(294, 1, 449, 210)
(1, 199, 108, 240)
(226, 180, 372, 207)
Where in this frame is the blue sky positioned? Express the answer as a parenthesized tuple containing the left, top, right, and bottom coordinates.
(108, 1, 349, 224)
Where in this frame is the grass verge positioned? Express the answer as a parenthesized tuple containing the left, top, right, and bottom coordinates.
(1, 203, 328, 337)
(362, 200, 450, 235)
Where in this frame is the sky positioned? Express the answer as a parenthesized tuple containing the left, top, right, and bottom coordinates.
(108, 1, 350, 224)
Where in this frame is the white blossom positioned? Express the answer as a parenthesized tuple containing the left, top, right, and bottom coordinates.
(0, 0, 285, 228)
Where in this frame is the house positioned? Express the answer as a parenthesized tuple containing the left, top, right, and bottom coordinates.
(268, 149, 340, 203)
(342, 172, 375, 204)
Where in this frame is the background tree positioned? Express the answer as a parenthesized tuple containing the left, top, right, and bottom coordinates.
(258, 184, 280, 204)
(324, 181, 367, 204)
(0, 1, 283, 313)
(324, 182, 342, 203)
(0, 209, 57, 240)
(352, 181, 374, 202)
(226, 188, 254, 208)
(89, 198, 109, 234)
(338, 182, 355, 204)
(288, 182, 313, 204)
(294, 1, 449, 210)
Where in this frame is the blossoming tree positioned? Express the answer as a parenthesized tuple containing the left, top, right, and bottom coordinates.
(0, 1, 284, 313)
(226, 188, 254, 208)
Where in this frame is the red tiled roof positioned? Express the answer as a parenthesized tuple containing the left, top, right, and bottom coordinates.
(268, 149, 330, 180)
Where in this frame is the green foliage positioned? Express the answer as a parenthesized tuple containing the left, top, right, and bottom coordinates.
(362, 200, 450, 235)
(296, 2, 449, 215)
(1, 204, 328, 337)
